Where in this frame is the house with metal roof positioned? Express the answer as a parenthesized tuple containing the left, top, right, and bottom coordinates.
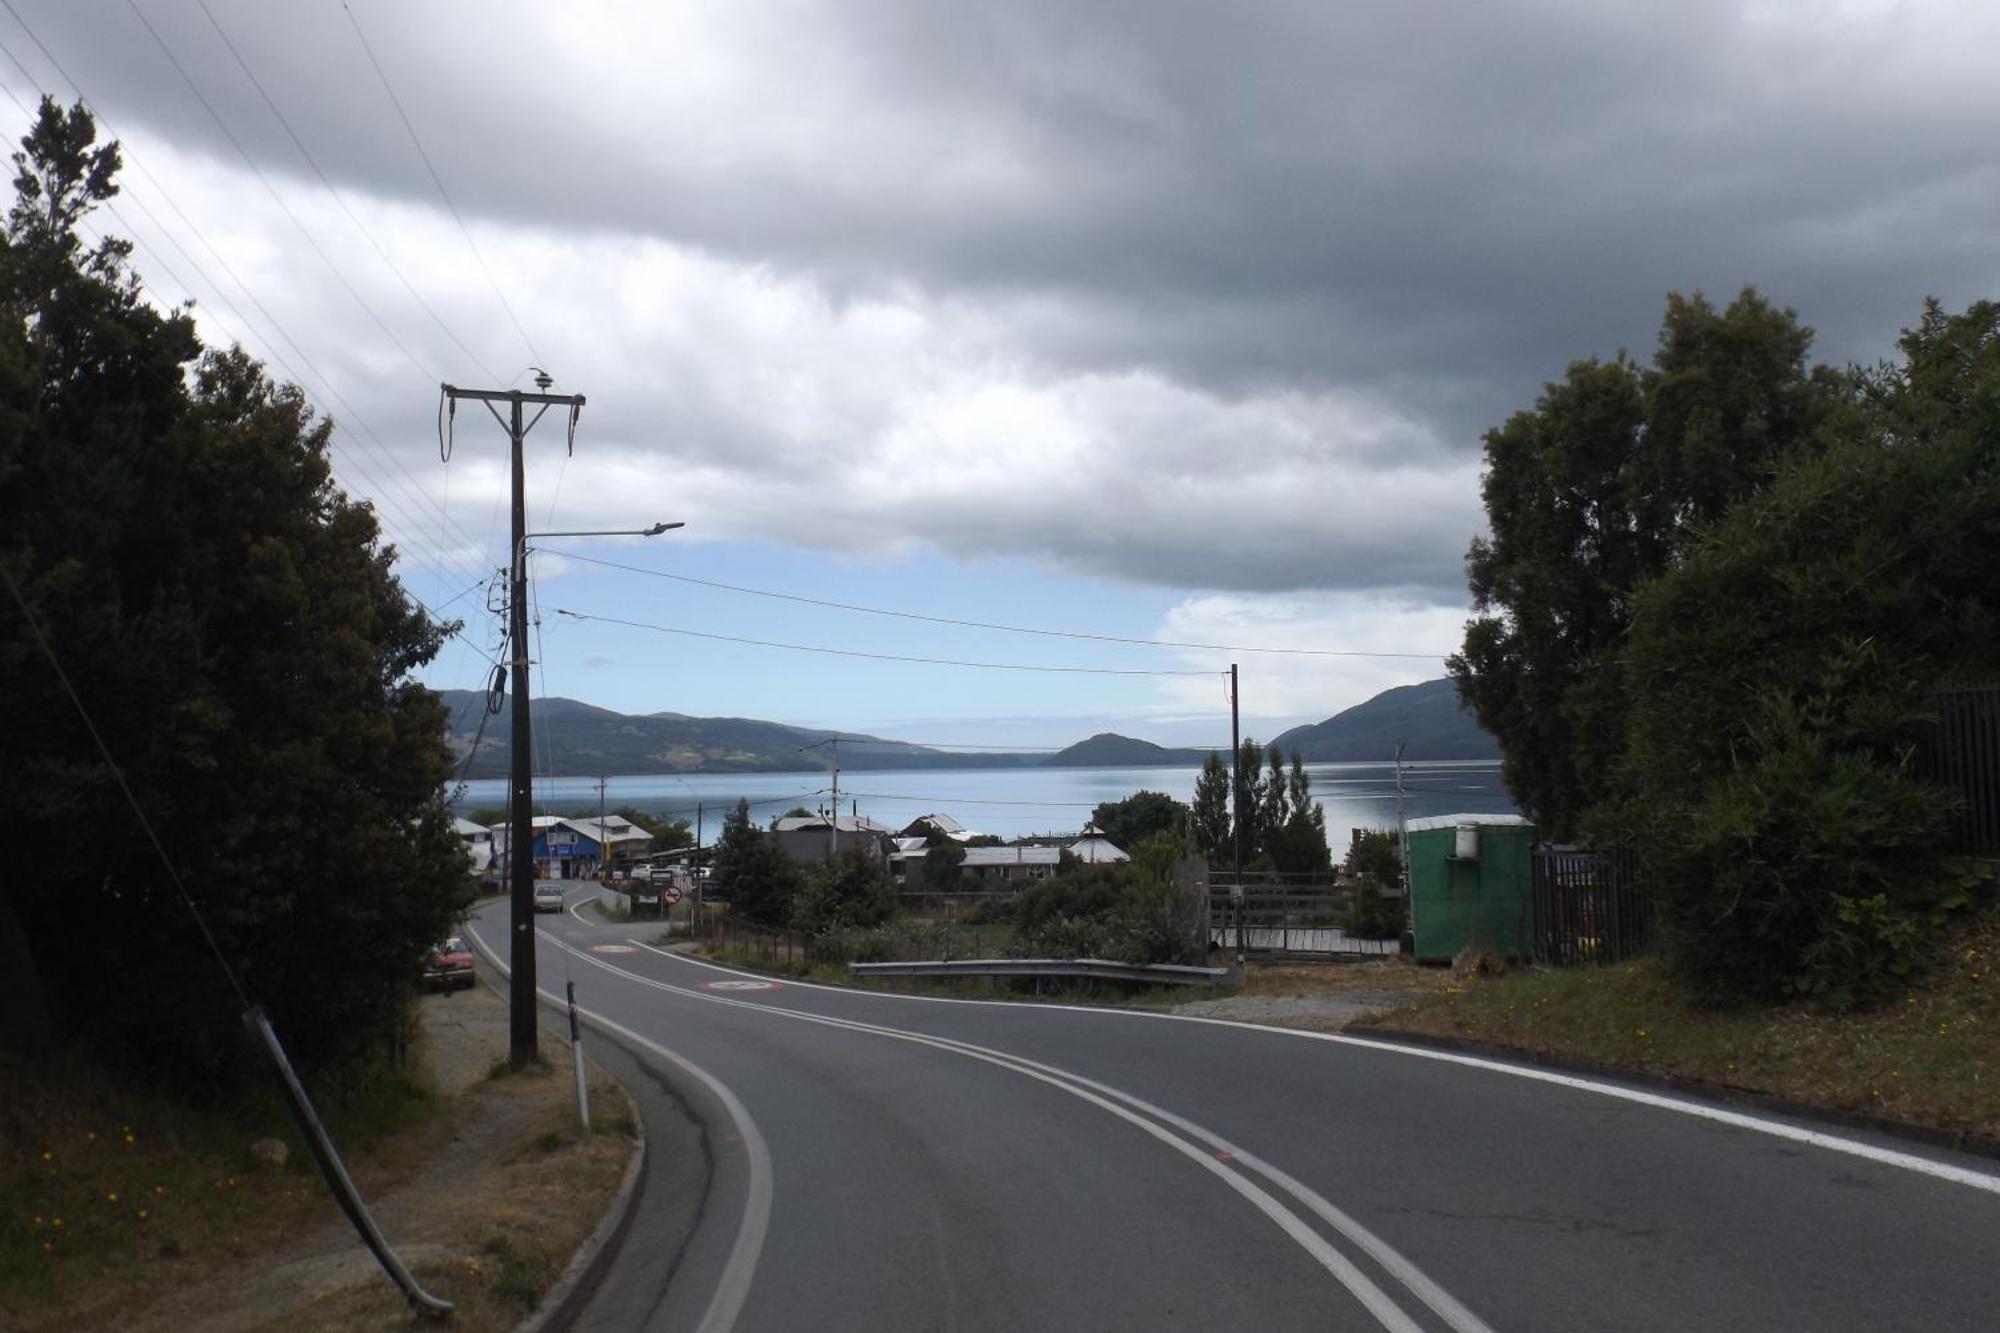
(1066, 822, 1130, 864)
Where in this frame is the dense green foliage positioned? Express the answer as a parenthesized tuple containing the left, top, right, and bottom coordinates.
(709, 798, 802, 926)
(792, 845, 896, 934)
(1450, 290, 1829, 840)
(1609, 300, 2000, 1007)
(0, 102, 468, 1085)
(920, 839, 966, 888)
(1221, 741, 1329, 874)
(1013, 832, 1202, 963)
(1191, 752, 1231, 861)
(1089, 789, 1188, 852)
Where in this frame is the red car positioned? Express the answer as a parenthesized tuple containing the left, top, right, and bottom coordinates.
(423, 935, 476, 992)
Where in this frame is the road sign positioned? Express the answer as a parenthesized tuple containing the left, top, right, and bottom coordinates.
(661, 882, 684, 906)
(700, 978, 782, 992)
(589, 943, 638, 954)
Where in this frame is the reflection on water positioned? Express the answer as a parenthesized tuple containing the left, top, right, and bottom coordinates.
(451, 760, 1520, 848)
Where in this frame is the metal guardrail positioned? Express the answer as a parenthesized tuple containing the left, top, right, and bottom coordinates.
(848, 958, 1236, 986)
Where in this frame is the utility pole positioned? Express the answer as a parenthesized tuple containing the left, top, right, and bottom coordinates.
(1394, 740, 1412, 919)
(801, 738, 843, 861)
(595, 775, 609, 881)
(1230, 662, 1244, 963)
(829, 738, 840, 862)
(442, 375, 586, 1068)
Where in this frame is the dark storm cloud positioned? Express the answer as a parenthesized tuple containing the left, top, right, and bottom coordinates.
(4, 0, 1992, 595)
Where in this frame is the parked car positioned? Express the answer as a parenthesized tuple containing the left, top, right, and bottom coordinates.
(423, 936, 476, 991)
(534, 883, 566, 913)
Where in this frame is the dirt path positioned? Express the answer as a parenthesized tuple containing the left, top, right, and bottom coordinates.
(114, 982, 639, 1333)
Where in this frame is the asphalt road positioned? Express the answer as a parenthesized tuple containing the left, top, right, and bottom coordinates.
(471, 893, 2000, 1332)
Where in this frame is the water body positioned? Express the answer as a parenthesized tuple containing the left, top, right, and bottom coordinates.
(451, 760, 1519, 849)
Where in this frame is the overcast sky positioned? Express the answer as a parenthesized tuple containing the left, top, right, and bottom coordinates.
(6, 0, 1995, 748)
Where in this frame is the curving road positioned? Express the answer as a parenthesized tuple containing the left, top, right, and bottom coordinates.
(469, 893, 2000, 1332)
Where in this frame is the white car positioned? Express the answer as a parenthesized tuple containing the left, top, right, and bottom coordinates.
(533, 883, 565, 913)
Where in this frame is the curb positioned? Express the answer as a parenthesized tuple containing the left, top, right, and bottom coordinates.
(1343, 1023, 2000, 1165)
(514, 1081, 647, 1333)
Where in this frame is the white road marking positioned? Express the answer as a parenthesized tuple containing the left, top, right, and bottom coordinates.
(648, 942, 2000, 1197)
(467, 924, 773, 1333)
(549, 931, 1477, 1333)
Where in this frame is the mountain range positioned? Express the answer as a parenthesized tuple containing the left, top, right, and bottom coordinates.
(440, 677, 1496, 778)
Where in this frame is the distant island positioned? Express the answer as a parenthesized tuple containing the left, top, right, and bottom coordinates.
(440, 677, 1498, 778)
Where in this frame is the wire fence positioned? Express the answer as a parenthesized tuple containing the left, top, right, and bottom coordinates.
(1917, 682, 2000, 859)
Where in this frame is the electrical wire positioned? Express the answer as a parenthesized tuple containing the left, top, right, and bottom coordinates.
(192, 0, 502, 384)
(553, 609, 1225, 676)
(339, 0, 544, 367)
(540, 549, 1458, 660)
(124, 0, 443, 386)
(0, 39, 502, 667)
(0, 20, 491, 579)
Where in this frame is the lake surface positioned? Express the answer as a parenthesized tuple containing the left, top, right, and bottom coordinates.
(451, 760, 1519, 849)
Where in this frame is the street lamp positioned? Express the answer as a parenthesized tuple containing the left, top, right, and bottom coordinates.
(506, 519, 681, 924)
(523, 522, 684, 546)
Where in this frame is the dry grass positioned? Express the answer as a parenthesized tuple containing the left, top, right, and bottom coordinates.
(1373, 912, 2000, 1140)
(1, 984, 637, 1332)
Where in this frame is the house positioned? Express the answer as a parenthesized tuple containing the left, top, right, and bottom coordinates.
(961, 845, 1062, 882)
(453, 816, 496, 877)
(489, 815, 653, 880)
(900, 813, 978, 843)
(1066, 822, 1129, 865)
(769, 813, 895, 865)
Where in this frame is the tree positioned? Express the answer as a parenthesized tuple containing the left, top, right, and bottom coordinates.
(710, 798, 802, 926)
(921, 840, 966, 890)
(1610, 298, 2000, 1007)
(1450, 290, 1827, 840)
(1347, 826, 1399, 879)
(1191, 752, 1231, 861)
(793, 845, 895, 934)
(1263, 752, 1329, 876)
(1090, 789, 1189, 852)
(0, 100, 468, 1083)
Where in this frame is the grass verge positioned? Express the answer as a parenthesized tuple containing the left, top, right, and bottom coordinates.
(1372, 912, 2000, 1141)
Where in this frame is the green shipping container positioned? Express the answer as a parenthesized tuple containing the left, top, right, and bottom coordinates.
(1405, 815, 1536, 962)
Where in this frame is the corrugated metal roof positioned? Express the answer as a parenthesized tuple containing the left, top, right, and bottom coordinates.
(1404, 813, 1533, 833)
(963, 846, 1062, 867)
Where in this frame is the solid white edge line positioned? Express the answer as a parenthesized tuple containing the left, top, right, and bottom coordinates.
(640, 941, 2000, 1197)
(545, 932, 1464, 1333)
(467, 923, 773, 1333)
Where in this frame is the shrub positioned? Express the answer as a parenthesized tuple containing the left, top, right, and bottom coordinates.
(791, 846, 895, 934)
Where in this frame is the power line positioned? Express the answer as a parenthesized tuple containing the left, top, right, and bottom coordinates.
(123, 0, 443, 386)
(0, 15, 491, 580)
(190, 0, 504, 383)
(553, 608, 1225, 676)
(339, 0, 543, 367)
(541, 549, 1457, 660)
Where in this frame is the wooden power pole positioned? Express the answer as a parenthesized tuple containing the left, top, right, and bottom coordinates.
(442, 376, 585, 1068)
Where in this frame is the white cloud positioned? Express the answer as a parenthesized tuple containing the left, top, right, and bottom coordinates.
(1150, 592, 1469, 726)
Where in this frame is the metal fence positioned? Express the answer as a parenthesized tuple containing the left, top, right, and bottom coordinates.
(1916, 682, 2000, 859)
(1531, 847, 1650, 966)
(1205, 871, 1402, 959)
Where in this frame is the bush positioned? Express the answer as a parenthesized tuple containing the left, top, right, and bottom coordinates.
(791, 846, 896, 934)
(1011, 862, 1200, 965)
(1344, 887, 1407, 941)
(1628, 701, 1976, 1009)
